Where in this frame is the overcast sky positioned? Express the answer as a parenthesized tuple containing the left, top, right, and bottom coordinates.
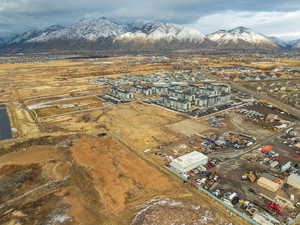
(0, 0, 300, 40)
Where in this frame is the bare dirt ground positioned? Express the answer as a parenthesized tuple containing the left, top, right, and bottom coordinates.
(166, 119, 210, 137)
(131, 198, 235, 225)
(42, 102, 186, 152)
(228, 112, 274, 141)
(70, 136, 187, 216)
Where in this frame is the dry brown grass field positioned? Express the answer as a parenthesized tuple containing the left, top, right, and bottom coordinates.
(1, 55, 300, 225)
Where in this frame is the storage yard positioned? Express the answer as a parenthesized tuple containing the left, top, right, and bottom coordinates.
(158, 108, 300, 225)
(162, 138, 300, 224)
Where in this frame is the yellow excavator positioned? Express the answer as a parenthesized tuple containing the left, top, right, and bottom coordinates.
(241, 171, 256, 183)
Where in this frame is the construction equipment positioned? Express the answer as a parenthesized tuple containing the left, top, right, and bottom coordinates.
(242, 171, 257, 182)
(203, 179, 215, 190)
(202, 137, 215, 144)
(245, 204, 258, 216)
(224, 192, 240, 205)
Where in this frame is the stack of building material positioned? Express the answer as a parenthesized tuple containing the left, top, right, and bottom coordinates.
(257, 177, 280, 192)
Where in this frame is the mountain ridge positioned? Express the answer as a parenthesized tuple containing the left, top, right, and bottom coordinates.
(289, 39, 300, 49)
(0, 17, 299, 52)
(207, 27, 278, 49)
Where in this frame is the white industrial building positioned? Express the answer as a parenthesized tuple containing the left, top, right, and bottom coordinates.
(287, 174, 300, 189)
(170, 151, 208, 173)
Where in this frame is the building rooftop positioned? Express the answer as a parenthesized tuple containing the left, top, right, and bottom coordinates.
(171, 151, 208, 169)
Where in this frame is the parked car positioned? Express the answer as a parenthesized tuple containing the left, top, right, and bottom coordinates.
(195, 178, 207, 185)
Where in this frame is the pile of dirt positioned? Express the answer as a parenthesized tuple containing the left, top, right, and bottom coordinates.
(131, 198, 233, 225)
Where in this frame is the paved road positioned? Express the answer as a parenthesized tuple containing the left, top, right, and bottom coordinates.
(239, 77, 300, 84)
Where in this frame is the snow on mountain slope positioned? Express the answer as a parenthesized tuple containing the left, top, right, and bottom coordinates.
(207, 26, 278, 48)
(290, 39, 300, 49)
(8, 25, 64, 44)
(28, 17, 126, 42)
(117, 21, 205, 43)
(27, 18, 205, 44)
(3, 17, 293, 52)
(268, 36, 290, 49)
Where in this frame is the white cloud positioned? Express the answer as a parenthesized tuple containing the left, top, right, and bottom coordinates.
(268, 32, 300, 39)
(192, 10, 300, 40)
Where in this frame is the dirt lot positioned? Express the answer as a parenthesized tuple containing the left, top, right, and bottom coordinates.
(166, 119, 210, 137)
(41, 102, 186, 152)
(228, 112, 274, 141)
(70, 136, 187, 215)
(131, 198, 239, 225)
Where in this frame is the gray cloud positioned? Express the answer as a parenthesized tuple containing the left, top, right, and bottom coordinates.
(191, 10, 300, 40)
(0, 0, 299, 39)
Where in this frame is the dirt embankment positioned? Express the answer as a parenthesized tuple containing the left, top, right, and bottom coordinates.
(131, 198, 235, 225)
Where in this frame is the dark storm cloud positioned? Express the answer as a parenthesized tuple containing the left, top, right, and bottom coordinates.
(0, 0, 299, 39)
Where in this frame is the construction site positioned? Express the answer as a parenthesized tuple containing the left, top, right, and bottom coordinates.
(0, 53, 300, 225)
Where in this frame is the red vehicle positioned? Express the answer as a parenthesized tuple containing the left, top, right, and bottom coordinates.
(266, 203, 283, 216)
(206, 160, 217, 168)
(292, 154, 300, 158)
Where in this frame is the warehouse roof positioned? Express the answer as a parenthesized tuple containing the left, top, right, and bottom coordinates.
(171, 151, 208, 169)
(288, 174, 300, 189)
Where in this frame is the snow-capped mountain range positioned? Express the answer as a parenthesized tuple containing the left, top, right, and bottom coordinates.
(7, 25, 65, 45)
(117, 20, 205, 43)
(207, 27, 278, 49)
(0, 17, 299, 51)
(268, 36, 292, 49)
(26, 18, 206, 44)
(289, 39, 300, 49)
(28, 18, 125, 42)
